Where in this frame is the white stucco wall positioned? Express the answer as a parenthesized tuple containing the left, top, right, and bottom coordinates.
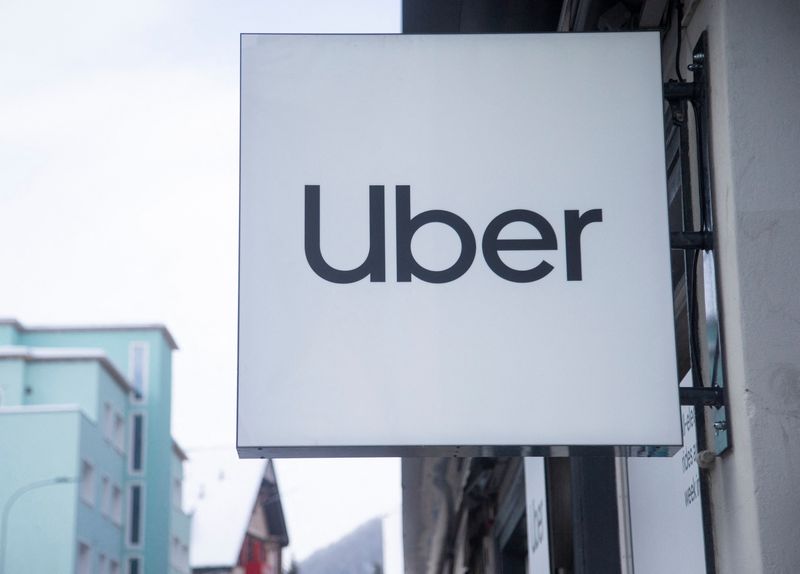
(683, 1, 800, 572)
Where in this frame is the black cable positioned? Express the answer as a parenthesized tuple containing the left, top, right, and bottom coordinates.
(673, 0, 685, 82)
(693, 105, 710, 232)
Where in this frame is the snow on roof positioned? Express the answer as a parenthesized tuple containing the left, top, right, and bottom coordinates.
(183, 448, 268, 568)
(0, 345, 132, 393)
(0, 346, 106, 361)
(0, 318, 179, 350)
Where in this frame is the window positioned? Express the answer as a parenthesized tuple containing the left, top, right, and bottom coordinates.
(129, 342, 149, 403)
(128, 484, 143, 547)
(496, 464, 527, 574)
(101, 475, 111, 516)
(103, 402, 113, 441)
(113, 412, 125, 452)
(173, 477, 181, 508)
(110, 560, 120, 574)
(98, 553, 107, 574)
(171, 536, 180, 568)
(130, 413, 145, 473)
(499, 516, 528, 574)
(80, 461, 94, 505)
(127, 557, 140, 574)
(112, 485, 123, 525)
(77, 543, 90, 574)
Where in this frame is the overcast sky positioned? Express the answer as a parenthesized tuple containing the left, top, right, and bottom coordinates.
(0, 0, 401, 562)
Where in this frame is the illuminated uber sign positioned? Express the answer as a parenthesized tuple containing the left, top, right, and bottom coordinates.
(238, 33, 681, 457)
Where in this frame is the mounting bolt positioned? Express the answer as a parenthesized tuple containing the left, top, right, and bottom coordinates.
(697, 450, 716, 469)
(713, 420, 728, 434)
(688, 52, 705, 72)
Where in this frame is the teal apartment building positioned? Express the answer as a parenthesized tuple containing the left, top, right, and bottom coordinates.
(0, 319, 191, 574)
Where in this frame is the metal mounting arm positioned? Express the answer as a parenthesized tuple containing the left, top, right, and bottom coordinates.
(663, 81, 699, 102)
(679, 386, 725, 409)
(670, 231, 714, 251)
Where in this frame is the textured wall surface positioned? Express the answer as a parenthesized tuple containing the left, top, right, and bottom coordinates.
(686, 1, 800, 572)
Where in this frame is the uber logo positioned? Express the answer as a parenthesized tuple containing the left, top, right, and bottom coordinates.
(304, 184, 603, 284)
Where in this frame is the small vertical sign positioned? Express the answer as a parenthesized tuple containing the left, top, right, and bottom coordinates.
(627, 372, 707, 573)
(524, 457, 550, 573)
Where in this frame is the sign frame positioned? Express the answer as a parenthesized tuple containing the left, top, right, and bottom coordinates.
(237, 32, 683, 458)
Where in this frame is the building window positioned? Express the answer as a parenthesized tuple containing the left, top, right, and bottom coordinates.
(77, 543, 91, 574)
(103, 402, 113, 441)
(110, 560, 120, 574)
(129, 342, 149, 403)
(127, 557, 140, 574)
(101, 475, 111, 516)
(171, 536, 180, 568)
(128, 484, 143, 547)
(113, 411, 126, 452)
(130, 413, 145, 473)
(112, 484, 123, 526)
(499, 516, 528, 574)
(80, 461, 94, 505)
(173, 477, 181, 508)
(98, 553, 107, 574)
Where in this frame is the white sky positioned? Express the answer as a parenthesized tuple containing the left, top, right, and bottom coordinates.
(0, 0, 401, 562)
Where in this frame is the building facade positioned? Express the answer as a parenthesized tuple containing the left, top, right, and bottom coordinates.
(401, 1, 800, 573)
(0, 320, 191, 574)
(184, 452, 288, 574)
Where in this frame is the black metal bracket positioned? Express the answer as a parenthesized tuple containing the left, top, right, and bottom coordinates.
(663, 80, 699, 102)
(663, 55, 706, 128)
(670, 231, 713, 251)
(679, 386, 724, 409)
(664, 33, 730, 457)
(665, 75, 713, 254)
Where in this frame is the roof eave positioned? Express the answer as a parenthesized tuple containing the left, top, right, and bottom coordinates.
(0, 347, 134, 394)
(4, 320, 178, 350)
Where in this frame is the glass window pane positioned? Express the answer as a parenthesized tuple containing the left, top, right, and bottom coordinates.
(129, 485, 142, 545)
(131, 415, 144, 471)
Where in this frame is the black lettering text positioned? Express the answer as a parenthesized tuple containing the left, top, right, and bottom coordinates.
(482, 210, 557, 283)
(304, 184, 386, 283)
(564, 209, 603, 281)
(395, 185, 476, 283)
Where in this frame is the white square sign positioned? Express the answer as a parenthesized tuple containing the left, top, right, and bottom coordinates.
(238, 33, 681, 456)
